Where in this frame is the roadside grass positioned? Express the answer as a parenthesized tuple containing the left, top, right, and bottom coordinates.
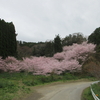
(81, 82, 100, 100)
(81, 87, 94, 100)
(91, 82, 100, 99)
(0, 72, 96, 100)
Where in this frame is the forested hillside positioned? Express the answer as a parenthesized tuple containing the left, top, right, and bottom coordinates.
(17, 33, 87, 58)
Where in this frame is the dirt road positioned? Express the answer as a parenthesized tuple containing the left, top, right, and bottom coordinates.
(24, 81, 92, 100)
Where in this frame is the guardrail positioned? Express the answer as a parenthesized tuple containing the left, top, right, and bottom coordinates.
(90, 81, 100, 100)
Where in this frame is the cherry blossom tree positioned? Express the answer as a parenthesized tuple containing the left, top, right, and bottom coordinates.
(0, 42, 96, 75)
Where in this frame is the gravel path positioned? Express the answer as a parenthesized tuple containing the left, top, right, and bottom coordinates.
(23, 81, 92, 100)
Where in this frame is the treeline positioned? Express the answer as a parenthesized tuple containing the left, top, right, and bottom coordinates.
(17, 33, 87, 59)
(1, 18, 100, 60)
(0, 19, 17, 59)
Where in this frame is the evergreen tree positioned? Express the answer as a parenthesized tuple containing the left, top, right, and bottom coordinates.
(88, 27, 100, 45)
(0, 19, 17, 59)
(54, 35, 62, 53)
(44, 41, 54, 57)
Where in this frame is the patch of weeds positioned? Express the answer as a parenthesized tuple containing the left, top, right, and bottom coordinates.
(20, 86, 31, 93)
(91, 82, 100, 98)
(82, 87, 94, 100)
(0, 80, 18, 93)
(39, 76, 52, 83)
(3, 86, 18, 93)
(22, 79, 38, 86)
(0, 94, 13, 100)
(63, 73, 77, 80)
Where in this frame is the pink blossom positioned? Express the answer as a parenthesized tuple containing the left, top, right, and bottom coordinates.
(54, 52, 65, 61)
(0, 42, 96, 75)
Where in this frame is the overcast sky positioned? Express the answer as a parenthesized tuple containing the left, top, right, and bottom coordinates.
(0, 0, 100, 42)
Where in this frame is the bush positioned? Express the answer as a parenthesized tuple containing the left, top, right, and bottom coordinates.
(23, 79, 38, 86)
(0, 80, 15, 88)
(63, 73, 76, 80)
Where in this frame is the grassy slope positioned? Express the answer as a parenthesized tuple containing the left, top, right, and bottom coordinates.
(0, 72, 96, 100)
(81, 82, 100, 100)
(81, 87, 94, 100)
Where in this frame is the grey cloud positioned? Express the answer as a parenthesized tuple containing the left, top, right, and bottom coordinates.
(0, 0, 100, 42)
